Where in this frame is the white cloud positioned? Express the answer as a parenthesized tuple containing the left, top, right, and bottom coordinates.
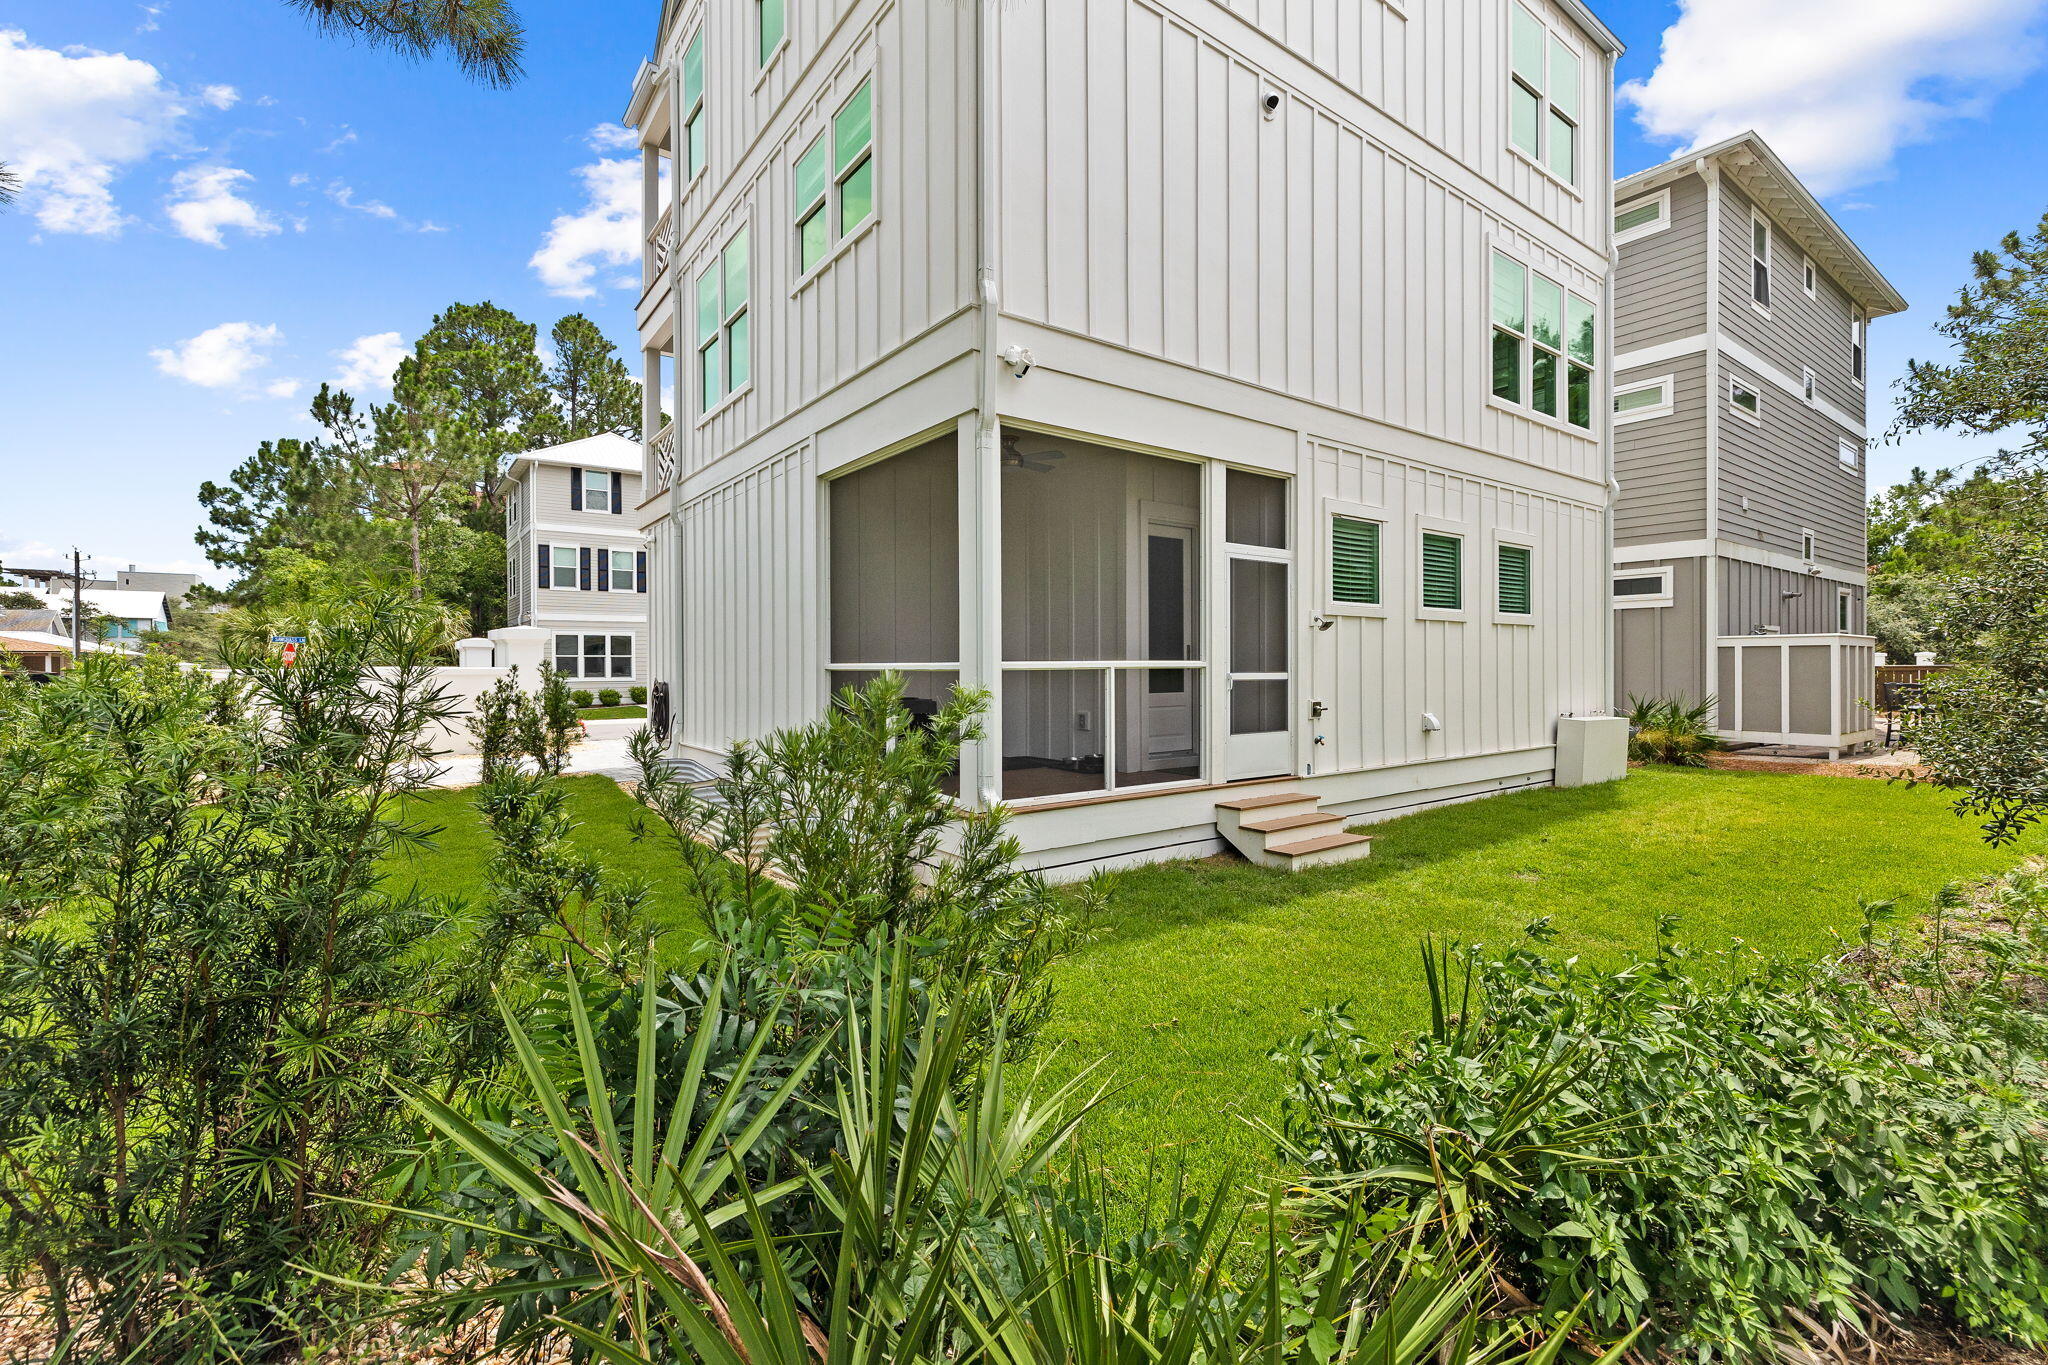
(150, 321, 283, 390)
(199, 83, 237, 110)
(1623, 0, 2048, 195)
(326, 179, 397, 219)
(0, 28, 191, 235)
(529, 154, 640, 298)
(136, 5, 164, 34)
(333, 331, 408, 391)
(586, 122, 637, 151)
(265, 378, 302, 399)
(165, 164, 278, 246)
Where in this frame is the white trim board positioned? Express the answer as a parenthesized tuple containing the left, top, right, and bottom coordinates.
(1612, 537, 1868, 586)
(1614, 332, 1866, 438)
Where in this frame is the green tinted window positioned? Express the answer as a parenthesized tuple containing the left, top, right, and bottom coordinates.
(699, 337, 722, 410)
(727, 311, 750, 392)
(758, 0, 785, 66)
(1548, 36, 1579, 119)
(722, 228, 749, 309)
(1421, 534, 1462, 611)
(1491, 252, 1525, 331)
(1510, 84, 1539, 158)
(1530, 275, 1562, 350)
(1546, 110, 1575, 182)
(839, 157, 874, 235)
(1531, 350, 1558, 417)
(1492, 330, 1522, 403)
(799, 207, 828, 273)
(1567, 295, 1596, 365)
(1567, 363, 1591, 428)
(1498, 545, 1532, 615)
(794, 138, 828, 212)
(1510, 5, 1544, 88)
(834, 81, 873, 173)
(1615, 199, 1661, 233)
(682, 30, 703, 110)
(696, 265, 721, 343)
(1331, 516, 1380, 606)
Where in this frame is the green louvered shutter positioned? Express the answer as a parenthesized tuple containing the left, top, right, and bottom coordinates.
(1421, 533, 1462, 610)
(1330, 516, 1380, 605)
(1498, 544, 1532, 615)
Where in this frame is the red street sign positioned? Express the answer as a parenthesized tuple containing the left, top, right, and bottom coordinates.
(280, 642, 299, 666)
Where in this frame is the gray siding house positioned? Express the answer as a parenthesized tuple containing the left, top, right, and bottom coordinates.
(502, 434, 651, 689)
(1610, 133, 1906, 755)
(626, 0, 1629, 877)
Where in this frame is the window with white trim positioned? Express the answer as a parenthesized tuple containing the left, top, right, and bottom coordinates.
(681, 28, 705, 181)
(1839, 437, 1863, 470)
(582, 467, 612, 513)
(1800, 528, 1817, 561)
(1329, 514, 1382, 606)
(1490, 249, 1596, 429)
(1802, 255, 1817, 298)
(1612, 566, 1673, 608)
(1496, 543, 1533, 616)
(697, 226, 750, 411)
(1420, 531, 1464, 611)
(1801, 367, 1816, 404)
(1508, 2, 1581, 185)
(555, 633, 634, 680)
(550, 545, 578, 589)
(606, 549, 635, 591)
(1613, 375, 1673, 423)
(1614, 190, 1668, 244)
(1837, 587, 1854, 633)
(1850, 311, 1866, 385)
(756, 0, 785, 68)
(793, 78, 874, 277)
(1729, 378, 1761, 422)
(1750, 211, 1772, 310)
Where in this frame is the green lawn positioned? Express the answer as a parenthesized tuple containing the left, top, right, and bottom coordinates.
(578, 705, 647, 719)
(387, 767, 2038, 1191)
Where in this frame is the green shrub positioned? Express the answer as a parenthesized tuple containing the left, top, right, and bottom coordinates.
(570, 687, 594, 708)
(629, 684, 646, 704)
(1273, 915, 2048, 1359)
(1625, 694, 1721, 765)
(596, 687, 621, 707)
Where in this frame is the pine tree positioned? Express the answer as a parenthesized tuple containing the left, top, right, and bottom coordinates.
(544, 313, 641, 440)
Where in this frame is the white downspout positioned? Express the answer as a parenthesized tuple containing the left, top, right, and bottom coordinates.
(966, 0, 1004, 809)
(1700, 157, 1723, 714)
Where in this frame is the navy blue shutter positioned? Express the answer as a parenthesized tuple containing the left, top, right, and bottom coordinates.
(578, 547, 592, 590)
(636, 551, 647, 593)
(597, 549, 610, 592)
(537, 543, 550, 589)
(570, 467, 584, 510)
(611, 471, 624, 513)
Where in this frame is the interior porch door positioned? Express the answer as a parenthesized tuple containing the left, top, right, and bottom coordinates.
(1139, 518, 1197, 766)
(1225, 549, 1292, 779)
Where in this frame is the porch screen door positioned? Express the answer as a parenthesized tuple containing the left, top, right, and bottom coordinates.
(1222, 470, 1292, 780)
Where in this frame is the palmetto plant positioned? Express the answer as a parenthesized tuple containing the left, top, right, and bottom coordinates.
(1625, 695, 1722, 766)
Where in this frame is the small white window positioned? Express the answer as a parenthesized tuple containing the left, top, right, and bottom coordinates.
(1729, 378, 1761, 422)
(583, 467, 612, 513)
(608, 549, 636, 591)
(1801, 529, 1817, 561)
(1802, 255, 1817, 299)
(1750, 210, 1772, 311)
(1613, 375, 1674, 424)
(1612, 566, 1674, 609)
(1850, 312, 1866, 386)
(1837, 587, 1854, 633)
(1614, 190, 1669, 245)
(1801, 367, 1816, 404)
(551, 545, 579, 589)
(1839, 437, 1863, 470)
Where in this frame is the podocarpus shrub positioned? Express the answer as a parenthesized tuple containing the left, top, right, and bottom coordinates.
(570, 687, 594, 708)
(1273, 919, 2048, 1360)
(629, 684, 646, 704)
(597, 686, 621, 707)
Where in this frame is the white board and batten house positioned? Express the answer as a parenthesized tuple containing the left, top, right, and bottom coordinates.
(625, 0, 1629, 878)
(1608, 132, 1907, 757)
(501, 433, 652, 691)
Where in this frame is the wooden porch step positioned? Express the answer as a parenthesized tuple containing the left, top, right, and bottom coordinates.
(1267, 831, 1372, 857)
(1239, 811, 1346, 834)
(1214, 791, 1315, 811)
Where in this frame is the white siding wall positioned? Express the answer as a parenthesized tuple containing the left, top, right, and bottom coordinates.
(996, 0, 1611, 487)
(1307, 440, 1606, 773)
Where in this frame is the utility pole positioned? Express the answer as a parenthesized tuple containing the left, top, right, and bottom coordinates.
(71, 548, 82, 660)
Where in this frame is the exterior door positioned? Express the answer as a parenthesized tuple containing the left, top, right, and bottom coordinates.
(1225, 551, 1292, 778)
(1140, 519, 1197, 765)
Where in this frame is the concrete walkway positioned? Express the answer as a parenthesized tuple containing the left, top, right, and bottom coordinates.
(417, 718, 647, 789)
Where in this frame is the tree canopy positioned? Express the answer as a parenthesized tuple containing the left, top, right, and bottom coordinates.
(281, 0, 526, 86)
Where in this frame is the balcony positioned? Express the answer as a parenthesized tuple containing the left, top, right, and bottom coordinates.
(646, 201, 676, 287)
(649, 420, 677, 493)
(1714, 633, 1879, 758)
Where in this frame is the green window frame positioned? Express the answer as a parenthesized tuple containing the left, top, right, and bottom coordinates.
(833, 79, 875, 238)
(1421, 532, 1463, 612)
(1497, 543, 1532, 616)
(1330, 515, 1381, 606)
(1508, 3, 1579, 185)
(681, 28, 706, 180)
(697, 227, 751, 412)
(757, 0, 786, 68)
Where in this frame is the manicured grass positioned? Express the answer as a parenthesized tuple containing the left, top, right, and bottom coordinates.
(385, 767, 2038, 1192)
(579, 705, 647, 719)
(1039, 767, 2039, 1194)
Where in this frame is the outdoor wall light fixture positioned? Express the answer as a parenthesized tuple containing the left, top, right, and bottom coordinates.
(999, 345, 1035, 377)
(1261, 90, 1281, 119)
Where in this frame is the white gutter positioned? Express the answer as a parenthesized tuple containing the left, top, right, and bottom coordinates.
(1700, 157, 1723, 712)
(969, 0, 1004, 809)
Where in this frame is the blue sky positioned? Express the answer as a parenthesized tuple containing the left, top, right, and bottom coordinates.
(3, 0, 2045, 583)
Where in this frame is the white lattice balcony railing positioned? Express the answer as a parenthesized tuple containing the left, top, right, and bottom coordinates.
(647, 201, 677, 280)
(650, 420, 678, 492)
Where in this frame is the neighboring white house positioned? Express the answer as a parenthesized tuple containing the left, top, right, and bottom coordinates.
(502, 433, 651, 691)
(625, 0, 1628, 876)
(36, 587, 170, 644)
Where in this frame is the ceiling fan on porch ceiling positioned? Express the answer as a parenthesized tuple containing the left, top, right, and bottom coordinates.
(1000, 432, 1068, 474)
